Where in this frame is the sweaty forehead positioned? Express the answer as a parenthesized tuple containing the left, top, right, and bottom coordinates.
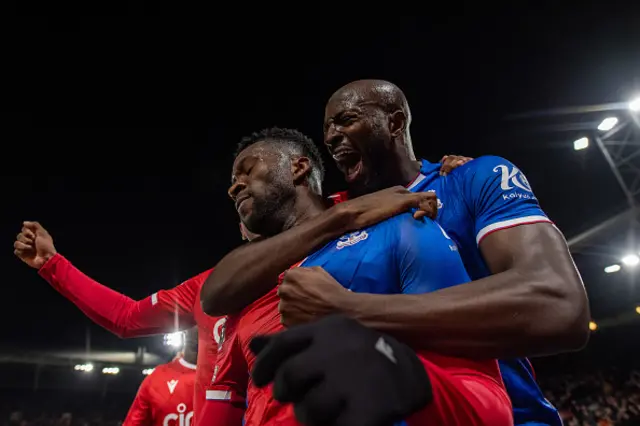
(232, 141, 281, 177)
(325, 90, 362, 119)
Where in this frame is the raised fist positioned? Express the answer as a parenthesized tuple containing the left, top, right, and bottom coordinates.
(14, 221, 57, 269)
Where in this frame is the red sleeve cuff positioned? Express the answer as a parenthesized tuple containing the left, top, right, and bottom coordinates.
(38, 253, 65, 280)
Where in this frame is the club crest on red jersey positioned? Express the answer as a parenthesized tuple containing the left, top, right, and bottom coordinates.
(213, 317, 227, 347)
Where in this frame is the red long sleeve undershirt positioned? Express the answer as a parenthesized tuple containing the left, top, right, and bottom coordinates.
(38, 253, 199, 338)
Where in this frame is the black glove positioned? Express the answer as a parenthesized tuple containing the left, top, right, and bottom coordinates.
(250, 315, 432, 426)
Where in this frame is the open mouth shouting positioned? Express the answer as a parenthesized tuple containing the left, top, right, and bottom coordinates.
(332, 145, 363, 183)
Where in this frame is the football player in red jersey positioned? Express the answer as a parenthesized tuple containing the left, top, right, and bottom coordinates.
(13, 221, 226, 426)
(124, 328, 198, 426)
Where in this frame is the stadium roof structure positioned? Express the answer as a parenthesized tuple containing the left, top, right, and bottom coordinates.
(509, 96, 640, 253)
(564, 100, 640, 257)
(0, 346, 164, 368)
(508, 94, 640, 325)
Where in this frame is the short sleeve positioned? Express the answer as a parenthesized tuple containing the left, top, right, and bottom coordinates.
(394, 216, 471, 294)
(461, 156, 552, 245)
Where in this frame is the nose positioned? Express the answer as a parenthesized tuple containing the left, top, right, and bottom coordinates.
(324, 125, 342, 152)
(228, 180, 247, 200)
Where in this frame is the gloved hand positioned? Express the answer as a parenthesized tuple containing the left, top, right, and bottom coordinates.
(250, 315, 432, 426)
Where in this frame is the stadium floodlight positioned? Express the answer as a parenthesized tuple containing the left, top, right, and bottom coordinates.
(621, 254, 640, 267)
(636, 306, 640, 315)
(630, 96, 640, 112)
(142, 368, 155, 375)
(102, 367, 120, 375)
(588, 321, 597, 331)
(74, 363, 94, 372)
(597, 117, 618, 131)
(164, 331, 184, 347)
(573, 137, 589, 151)
(604, 264, 621, 273)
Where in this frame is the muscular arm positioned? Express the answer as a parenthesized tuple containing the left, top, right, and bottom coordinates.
(202, 187, 439, 316)
(202, 206, 347, 316)
(341, 223, 590, 358)
(39, 254, 200, 338)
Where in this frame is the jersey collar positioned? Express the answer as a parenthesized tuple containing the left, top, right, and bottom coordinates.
(178, 357, 197, 370)
(418, 158, 440, 176)
(329, 159, 437, 203)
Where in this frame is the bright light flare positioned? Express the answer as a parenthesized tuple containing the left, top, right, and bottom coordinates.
(589, 321, 597, 331)
(598, 117, 618, 131)
(621, 254, 640, 267)
(573, 137, 589, 151)
(164, 332, 184, 347)
(630, 97, 640, 112)
(604, 264, 621, 273)
(74, 363, 94, 372)
(636, 306, 640, 314)
(102, 367, 120, 375)
(142, 368, 155, 375)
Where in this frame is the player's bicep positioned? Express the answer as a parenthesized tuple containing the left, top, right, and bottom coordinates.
(464, 156, 551, 246)
(396, 219, 470, 294)
(480, 221, 571, 275)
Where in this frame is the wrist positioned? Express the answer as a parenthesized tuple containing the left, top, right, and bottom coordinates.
(42, 251, 58, 265)
(325, 203, 354, 237)
(335, 289, 366, 322)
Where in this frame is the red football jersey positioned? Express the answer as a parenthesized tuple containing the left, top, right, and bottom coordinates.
(209, 287, 289, 426)
(124, 358, 197, 426)
(209, 276, 512, 426)
(39, 255, 226, 426)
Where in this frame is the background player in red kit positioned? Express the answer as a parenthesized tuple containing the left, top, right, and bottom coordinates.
(13, 221, 224, 426)
(124, 328, 198, 426)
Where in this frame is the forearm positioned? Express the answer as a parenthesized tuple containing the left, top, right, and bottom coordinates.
(344, 267, 587, 358)
(39, 254, 179, 338)
(202, 207, 347, 315)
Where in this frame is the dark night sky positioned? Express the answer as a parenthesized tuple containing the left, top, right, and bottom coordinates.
(2, 10, 639, 353)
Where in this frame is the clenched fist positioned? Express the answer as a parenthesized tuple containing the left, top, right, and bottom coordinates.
(14, 221, 57, 269)
(278, 266, 355, 327)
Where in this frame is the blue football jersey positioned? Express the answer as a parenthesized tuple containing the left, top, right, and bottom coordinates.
(302, 214, 470, 296)
(300, 213, 474, 426)
(406, 156, 560, 426)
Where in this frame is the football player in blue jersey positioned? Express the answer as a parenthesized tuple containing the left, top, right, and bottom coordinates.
(203, 80, 590, 426)
(204, 127, 513, 426)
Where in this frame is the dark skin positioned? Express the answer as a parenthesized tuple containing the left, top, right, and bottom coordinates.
(278, 80, 589, 358)
(204, 80, 589, 359)
(200, 141, 439, 315)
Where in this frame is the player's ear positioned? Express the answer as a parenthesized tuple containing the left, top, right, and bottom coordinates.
(291, 156, 311, 186)
(388, 109, 407, 138)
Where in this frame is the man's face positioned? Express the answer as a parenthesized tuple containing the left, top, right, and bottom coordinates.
(228, 142, 296, 235)
(323, 97, 392, 195)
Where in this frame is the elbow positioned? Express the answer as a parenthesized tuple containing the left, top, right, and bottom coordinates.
(527, 270, 590, 353)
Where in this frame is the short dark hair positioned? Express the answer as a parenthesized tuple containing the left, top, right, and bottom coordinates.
(235, 127, 325, 195)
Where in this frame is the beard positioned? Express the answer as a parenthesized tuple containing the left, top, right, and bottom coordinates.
(243, 172, 296, 237)
(347, 131, 391, 198)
